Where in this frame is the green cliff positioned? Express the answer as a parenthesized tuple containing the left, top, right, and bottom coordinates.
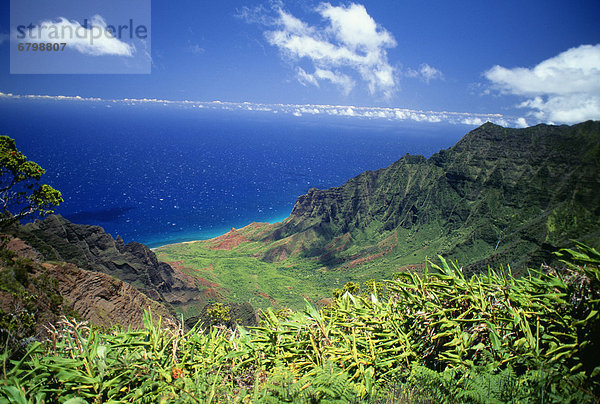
(157, 121, 600, 309)
(258, 121, 600, 270)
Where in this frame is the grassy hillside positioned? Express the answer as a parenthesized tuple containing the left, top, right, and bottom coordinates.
(155, 233, 326, 313)
(155, 223, 431, 312)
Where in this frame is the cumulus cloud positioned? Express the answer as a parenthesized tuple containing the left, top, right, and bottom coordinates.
(249, 3, 398, 98)
(515, 117, 529, 128)
(518, 95, 600, 124)
(14, 15, 134, 56)
(485, 44, 600, 123)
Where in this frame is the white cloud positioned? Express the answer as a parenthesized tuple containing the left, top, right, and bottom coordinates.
(317, 3, 396, 52)
(235, 4, 278, 26)
(0, 91, 528, 127)
(297, 67, 320, 87)
(518, 94, 600, 124)
(406, 63, 444, 83)
(312, 68, 355, 95)
(515, 117, 529, 128)
(461, 117, 484, 126)
(418, 64, 444, 83)
(485, 44, 600, 123)
(258, 3, 398, 98)
(14, 15, 134, 57)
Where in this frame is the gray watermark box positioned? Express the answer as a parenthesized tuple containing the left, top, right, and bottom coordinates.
(10, 0, 151, 74)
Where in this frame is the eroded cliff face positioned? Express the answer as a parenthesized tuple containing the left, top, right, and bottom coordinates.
(42, 262, 174, 329)
(17, 215, 206, 308)
(257, 121, 600, 271)
(1, 237, 176, 333)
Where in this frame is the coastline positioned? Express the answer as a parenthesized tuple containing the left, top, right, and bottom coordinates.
(148, 213, 290, 250)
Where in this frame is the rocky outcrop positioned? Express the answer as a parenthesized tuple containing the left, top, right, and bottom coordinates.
(1, 237, 176, 336)
(17, 215, 204, 307)
(42, 262, 175, 329)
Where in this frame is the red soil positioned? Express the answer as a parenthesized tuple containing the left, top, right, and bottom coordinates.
(316, 297, 333, 307)
(164, 260, 218, 288)
(398, 263, 426, 271)
(256, 291, 277, 304)
(171, 267, 199, 289)
(319, 233, 351, 261)
(208, 228, 249, 250)
(195, 277, 220, 288)
(348, 245, 395, 269)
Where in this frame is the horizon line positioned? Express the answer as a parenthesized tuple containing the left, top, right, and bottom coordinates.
(0, 90, 528, 128)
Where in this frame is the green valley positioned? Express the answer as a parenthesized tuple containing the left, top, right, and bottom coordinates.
(156, 121, 600, 312)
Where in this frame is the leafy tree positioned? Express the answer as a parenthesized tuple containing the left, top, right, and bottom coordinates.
(0, 135, 62, 227)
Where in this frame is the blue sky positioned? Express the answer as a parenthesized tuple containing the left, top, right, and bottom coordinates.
(1, 0, 599, 126)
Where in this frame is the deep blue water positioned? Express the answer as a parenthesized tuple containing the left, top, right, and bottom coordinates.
(0, 99, 467, 247)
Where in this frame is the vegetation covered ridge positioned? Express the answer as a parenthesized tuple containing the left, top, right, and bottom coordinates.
(262, 121, 600, 270)
(2, 243, 599, 403)
(157, 120, 600, 310)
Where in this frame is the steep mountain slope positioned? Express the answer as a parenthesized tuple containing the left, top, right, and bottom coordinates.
(157, 121, 600, 310)
(259, 121, 600, 272)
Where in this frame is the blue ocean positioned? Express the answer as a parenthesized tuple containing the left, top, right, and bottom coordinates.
(0, 99, 467, 247)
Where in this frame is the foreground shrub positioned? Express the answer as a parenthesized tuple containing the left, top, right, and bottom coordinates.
(1, 243, 598, 402)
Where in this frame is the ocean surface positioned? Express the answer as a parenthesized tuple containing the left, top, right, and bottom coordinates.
(0, 99, 467, 247)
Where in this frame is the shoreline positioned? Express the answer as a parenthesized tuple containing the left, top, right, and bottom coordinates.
(148, 213, 290, 250)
